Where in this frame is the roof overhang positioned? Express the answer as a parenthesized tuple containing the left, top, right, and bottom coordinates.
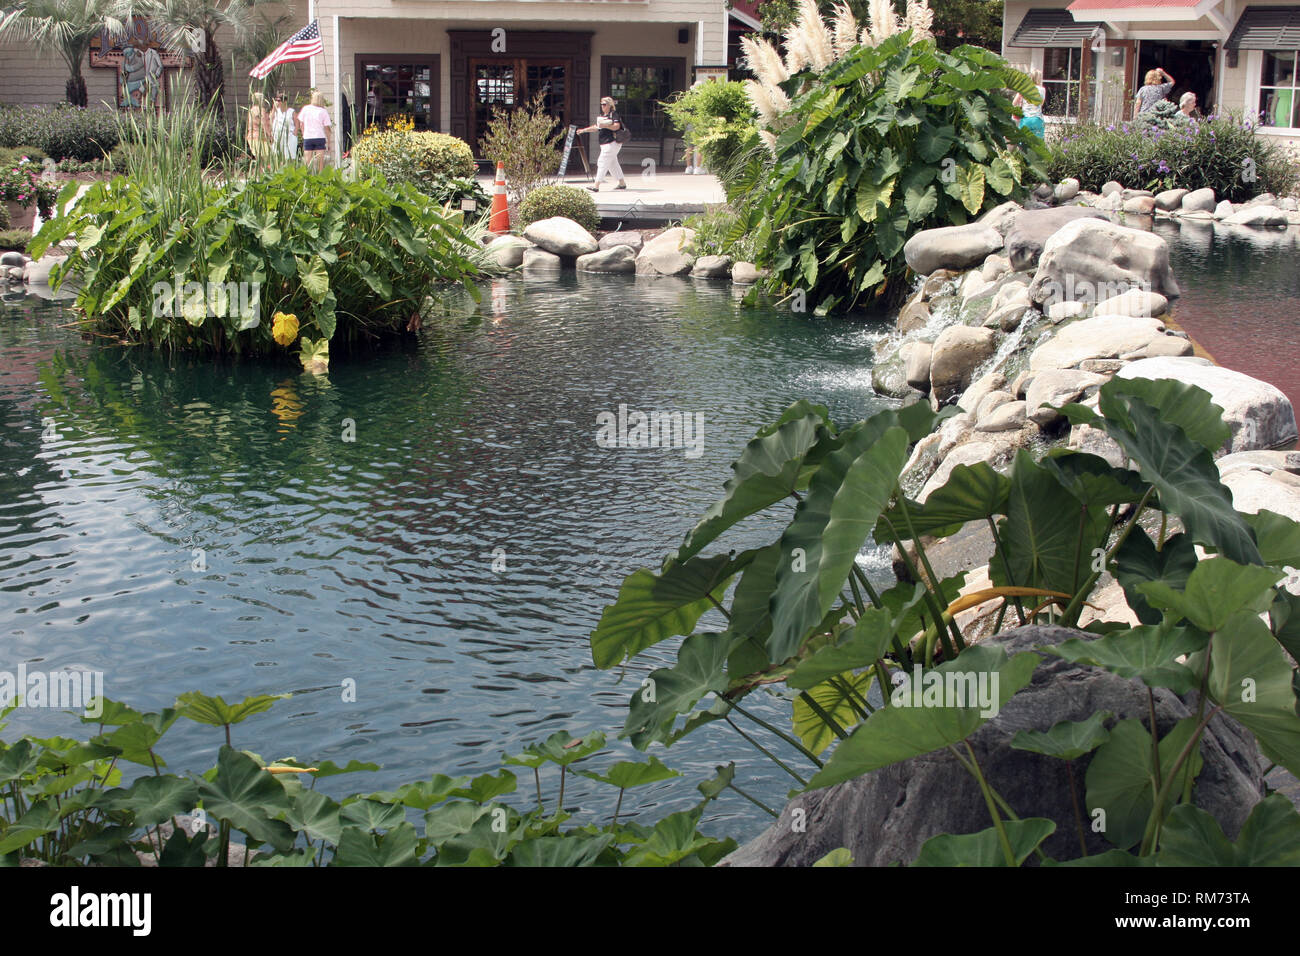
(1067, 0, 1228, 31)
(1227, 4, 1300, 48)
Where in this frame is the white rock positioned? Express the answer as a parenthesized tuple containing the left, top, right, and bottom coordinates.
(522, 217, 599, 257)
(691, 254, 733, 278)
(598, 231, 643, 253)
(486, 234, 533, 269)
(1054, 178, 1080, 202)
(901, 341, 933, 392)
(930, 326, 997, 404)
(975, 400, 1027, 433)
(1116, 357, 1300, 456)
(522, 247, 563, 273)
(1028, 218, 1180, 305)
(1091, 288, 1168, 318)
(981, 254, 1011, 282)
(903, 223, 1004, 276)
(974, 389, 1016, 420)
(1154, 188, 1189, 211)
(1101, 181, 1123, 197)
(1029, 315, 1168, 371)
(635, 227, 696, 276)
(1213, 200, 1236, 220)
(1181, 187, 1216, 213)
(731, 261, 764, 284)
(576, 244, 636, 273)
(1025, 369, 1108, 426)
(955, 372, 1008, 420)
(1224, 205, 1288, 227)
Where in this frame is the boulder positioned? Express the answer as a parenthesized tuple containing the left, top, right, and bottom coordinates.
(0, 251, 24, 268)
(721, 625, 1265, 867)
(1121, 188, 1154, 200)
(974, 389, 1016, 419)
(1004, 207, 1107, 273)
(1245, 192, 1277, 206)
(901, 341, 933, 393)
(731, 261, 764, 284)
(635, 227, 696, 276)
(1094, 192, 1123, 212)
(1028, 218, 1180, 306)
(1116, 357, 1300, 455)
(598, 231, 643, 253)
(981, 254, 1011, 282)
(1029, 315, 1173, 371)
(1070, 421, 1127, 468)
(1182, 187, 1216, 213)
(576, 244, 636, 273)
(1213, 200, 1236, 220)
(6, 266, 22, 282)
(978, 201, 1023, 236)
(1280, 197, 1299, 211)
(1045, 301, 1087, 321)
(1122, 195, 1156, 215)
(522, 217, 598, 257)
(903, 223, 1003, 276)
(975, 400, 1027, 432)
(1025, 369, 1107, 427)
(1091, 288, 1168, 318)
(921, 271, 959, 299)
(986, 302, 1032, 333)
(959, 272, 994, 304)
(1154, 188, 1189, 211)
(1054, 178, 1080, 203)
(22, 256, 59, 285)
(485, 234, 533, 269)
(929, 325, 997, 404)
(955, 372, 1008, 421)
(1224, 205, 1288, 227)
(1100, 181, 1123, 197)
(691, 254, 733, 278)
(920, 439, 999, 501)
(897, 298, 930, 334)
(1121, 334, 1194, 360)
(872, 350, 913, 400)
(1218, 452, 1300, 522)
(521, 247, 563, 273)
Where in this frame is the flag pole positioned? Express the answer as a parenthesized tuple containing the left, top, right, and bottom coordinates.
(330, 16, 340, 168)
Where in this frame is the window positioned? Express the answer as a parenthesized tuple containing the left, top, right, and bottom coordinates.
(1260, 51, 1299, 128)
(604, 59, 684, 141)
(1042, 47, 1083, 117)
(357, 57, 438, 132)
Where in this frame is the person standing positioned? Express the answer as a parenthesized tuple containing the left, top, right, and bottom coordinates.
(1013, 68, 1047, 139)
(1135, 67, 1176, 114)
(271, 93, 298, 160)
(1179, 91, 1201, 119)
(578, 96, 627, 193)
(297, 90, 333, 172)
(246, 94, 272, 163)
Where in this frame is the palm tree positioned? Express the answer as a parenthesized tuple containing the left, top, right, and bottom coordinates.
(137, 0, 257, 113)
(234, 7, 295, 98)
(0, 0, 133, 106)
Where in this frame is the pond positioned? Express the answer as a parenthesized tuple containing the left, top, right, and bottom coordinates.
(0, 274, 890, 840)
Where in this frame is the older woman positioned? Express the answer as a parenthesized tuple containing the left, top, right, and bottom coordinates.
(1179, 91, 1201, 119)
(1135, 67, 1176, 114)
(245, 94, 272, 162)
(1013, 68, 1047, 139)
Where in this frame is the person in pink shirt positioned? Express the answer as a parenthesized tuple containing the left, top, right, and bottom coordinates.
(296, 90, 333, 172)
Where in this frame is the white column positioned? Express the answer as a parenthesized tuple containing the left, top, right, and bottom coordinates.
(332, 15, 341, 167)
(695, 20, 705, 69)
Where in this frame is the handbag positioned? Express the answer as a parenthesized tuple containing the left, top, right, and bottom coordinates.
(613, 114, 631, 144)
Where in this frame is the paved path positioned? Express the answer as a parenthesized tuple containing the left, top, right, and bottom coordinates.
(481, 170, 726, 222)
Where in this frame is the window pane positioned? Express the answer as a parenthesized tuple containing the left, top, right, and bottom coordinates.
(605, 62, 678, 139)
(1262, 51, 1296, 87)
(1043, 81, 1078, 117)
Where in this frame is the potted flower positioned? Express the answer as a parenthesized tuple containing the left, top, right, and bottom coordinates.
(2, 158, 59, 233)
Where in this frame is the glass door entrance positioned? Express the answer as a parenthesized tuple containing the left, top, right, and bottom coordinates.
(470, 57, 569, 148)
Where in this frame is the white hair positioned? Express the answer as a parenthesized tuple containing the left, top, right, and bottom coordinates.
(1179, 91, 1196, 108)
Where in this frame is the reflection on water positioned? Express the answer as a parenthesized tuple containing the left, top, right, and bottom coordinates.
(1157, 219, 1300, 417)
(0, 275, 890, 839)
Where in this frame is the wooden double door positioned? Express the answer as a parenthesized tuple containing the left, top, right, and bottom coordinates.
(469, 57, 571, 148)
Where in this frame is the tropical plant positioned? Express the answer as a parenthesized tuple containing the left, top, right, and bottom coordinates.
(731, 0, 1045, 313)
(1047, 111, 1299, 201)
(681, 204, 758, 261)
(592, 376, 1300, 865)
(0, 0, 131, 106)
(29, 156, 492, 363)
(516, 183, 600, 234)
(0, 691, 738, 866)
(661, 80, 758, 172)
(478, 90, 562, 204)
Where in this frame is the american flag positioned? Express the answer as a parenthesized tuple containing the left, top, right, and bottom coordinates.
(249, 21, 322, 79)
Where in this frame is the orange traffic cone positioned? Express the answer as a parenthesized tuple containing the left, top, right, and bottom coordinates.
(489, 162, 510, 234)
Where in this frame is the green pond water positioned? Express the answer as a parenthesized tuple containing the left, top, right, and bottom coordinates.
(0, 273, 892, 838)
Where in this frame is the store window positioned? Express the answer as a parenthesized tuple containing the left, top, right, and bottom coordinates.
(1260, 51, 1299, 128)
(603, 58, 684, 141)
(1043, 47, 1083, 117)
(357, 57, 438, 131)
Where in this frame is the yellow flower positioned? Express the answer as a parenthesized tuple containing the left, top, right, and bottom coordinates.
(271, 311, 299, 346)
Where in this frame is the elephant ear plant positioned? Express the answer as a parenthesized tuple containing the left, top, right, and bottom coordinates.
(592, 376, 1300, 865)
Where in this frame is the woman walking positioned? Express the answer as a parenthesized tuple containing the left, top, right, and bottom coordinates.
(271, 93, 298, 160)
(1135, 67, 1176, 114)
(297, 90, 333, 172)
(578, 96, 627, 193)
(1013, 68, 1047, 139)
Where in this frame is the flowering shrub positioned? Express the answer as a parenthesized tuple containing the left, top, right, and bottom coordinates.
(352, 116, 478, 202)
(1047, 111, 1298, 201)
(0, 157, 58, 218)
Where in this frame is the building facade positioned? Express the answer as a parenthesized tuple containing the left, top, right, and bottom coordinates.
(1003, 0, 1300, 145)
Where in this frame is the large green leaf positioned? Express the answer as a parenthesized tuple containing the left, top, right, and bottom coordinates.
(676, 409, 833, 561)
(912, 818, 1056, 866)
(1085, 717, 1203, 851)
(1044, 621, 1205, 693)
(95, 775, 198, 829)
(504, 833, 614, 867)
(789, 586, 927, 689)
(591, 552, 752, 669)
(1114, 531, 1199, 626)
(879, 462, 1010, 541)
(1139, 558, 1281, 633)
(174, 692, 289, 728)
(284, 789, 343, 845)
(768, 421, 910, 662)
(794, 670, 874, 756)
(624, 632, 739, 748)
(1010, 712, 1113, 761)
(1039, 451, 1148, 509)
(1158, 794, 1300, 866)
(1244, 509, 1300, 569)
(331, 821, 419, 866)
(0, 802, 60, 855)
(808, 647, 1039, 789)
(339, 797, 407, 831)
(1099, 377, 1231, 456)
(196, 745, 295, 852)
(577, 756, 679, 790)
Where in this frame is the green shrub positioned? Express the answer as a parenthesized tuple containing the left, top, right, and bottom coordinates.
(352, 120, 477, 193)
(1047, 111, 1298, 201)
(420, 172, 490, 212)
(30, 164, 492, 363)
(0, 228, 29, 251)
(478, 90, 562, 203)
(662, 80, 758, 171)
(517, 183, 601, 233)
(0, 204, 9, 231)
(0, 104, 119, 162)
(0, 145, 47, 167)
(682, 204, 756, 260)
(735, 26, 1045, 312)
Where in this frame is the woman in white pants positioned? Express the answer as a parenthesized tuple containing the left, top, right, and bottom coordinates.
(578, 96, 627, 192)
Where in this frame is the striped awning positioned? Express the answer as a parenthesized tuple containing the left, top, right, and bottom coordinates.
(1011, 8, 1104, 46)
(1227, 5, 1300, 49)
